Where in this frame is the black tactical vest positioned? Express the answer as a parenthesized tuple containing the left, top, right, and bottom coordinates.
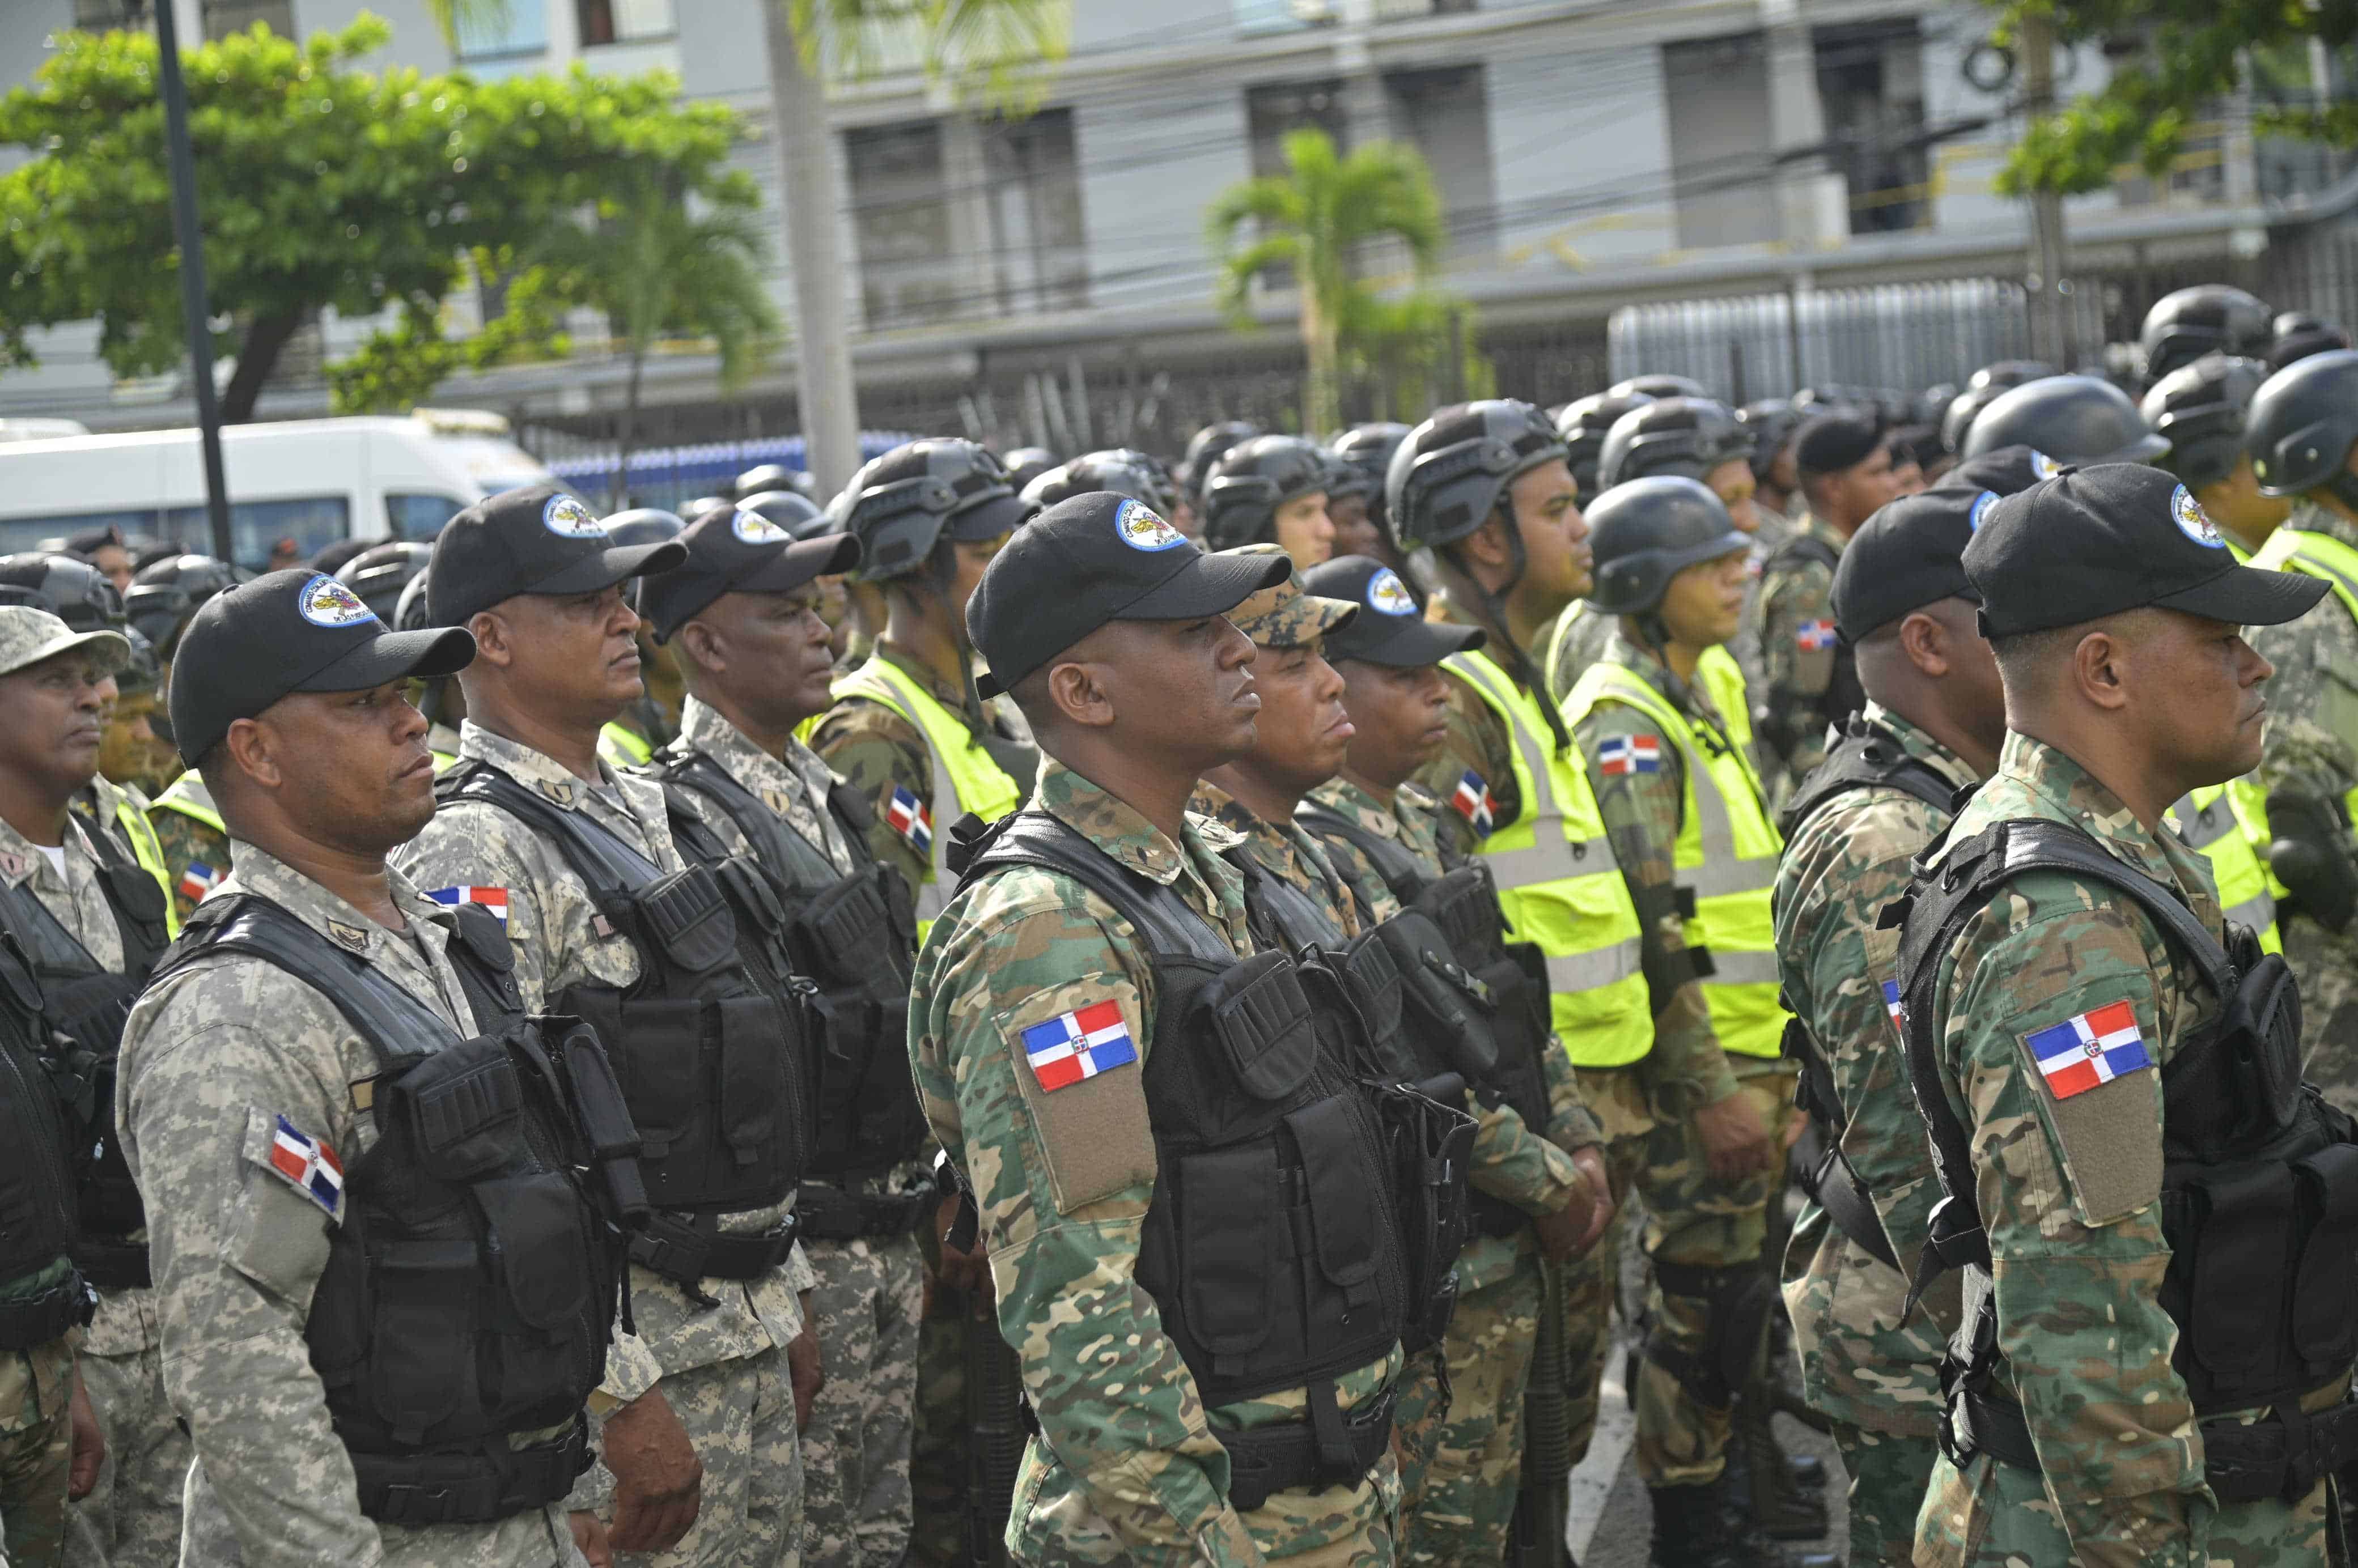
(956, 810, 1473, 1498)
(152, 895, 648, 1527)
(650, 749, 931, 1221)
(1299, 799, 1560, 1240)
(1890, 818, 2358, 1502)
(435, 765, 815, 1244)
(1774, 717, 1962, 1273)
(0, 811, 174, 1288)
(1764, 533, 1865, 743)
(0, 932, 93, 1350)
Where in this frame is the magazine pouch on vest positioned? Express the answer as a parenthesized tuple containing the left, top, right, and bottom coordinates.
(439, 765, 813, 1235)
(959, 810, 1431, 1509)
(1889, 818, 2358, 1504)
(0, 931, 94, 1349)
(0, 817, 174, 1288)
(155, 895, 640, 1525)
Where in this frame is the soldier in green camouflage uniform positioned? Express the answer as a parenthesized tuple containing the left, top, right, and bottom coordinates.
(149, 776, 230, 924)
(1299, 553, 1611, 1567)
(1908, 464, 2348, 1565)
(1771, 486, 2005, 1565)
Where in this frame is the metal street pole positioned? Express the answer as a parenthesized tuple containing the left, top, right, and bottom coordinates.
(148, 0, 234, 562)
(2022, 14, 2073, 369)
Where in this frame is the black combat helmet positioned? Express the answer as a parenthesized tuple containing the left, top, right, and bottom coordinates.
(1202, 435, 1332, 551)
(1584, 477, 1751, 617)
(1002, 447, 1058, 494)
(1386, 400, 1569, 556)
(735, 489, 828, 539)
(0, 554, 126, 635)
(2246, 348, 2358, 500)
(1962, 375, 2169, 466)
(1554, 392, 1655, 499)
(1181, 420, 1262, 509)
(734, 463, 815, 501)
(840, 439, 1034, 584)
(2267, 311, 2353, 373)
(1967, 360, 2055, 393)
(2140, 284, 2274, 382)
(1596, 396, 1754, 491)
(2140, 355, 2271, 491)
(1609, 373, 1708, 401)
(124, 552, 239, 655)
(334, 541, 433, 624)
(1021, 449, 1178, 515)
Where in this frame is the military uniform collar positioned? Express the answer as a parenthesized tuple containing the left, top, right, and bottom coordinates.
(217, 842, 447, 962)
(1036, 757, 1249, 915)
(0, 808, 71, 890)
(1992, 730, 2182, 887)
(1860, 701, 1980, 792)
(2288, 499, 2358, 554)
(1189, 779, 1312, 873)
(1800, 512, 1849, 556)
(459, 720, 616, 813)
(1307, 776, 1402, 840)
(678, 696, 841, 823)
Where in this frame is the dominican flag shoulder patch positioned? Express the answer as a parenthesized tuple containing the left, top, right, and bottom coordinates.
(1020, 1000, 1138, 1092)
(887, 785, 934, 853)
(2024, 1000, 2152, 1100)
(178, 862, 222, 903)
(425, 886, 509, 923)
(1597, 736, 1662, 776)
(1796, 619, 1839, 651)
(1451, 770, 1495, 838)
(1881, 979, 1905, 1031)
(266, 1115, 345, 1218)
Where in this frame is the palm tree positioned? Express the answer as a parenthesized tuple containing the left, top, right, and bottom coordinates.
(1207, 128, 1447, 437)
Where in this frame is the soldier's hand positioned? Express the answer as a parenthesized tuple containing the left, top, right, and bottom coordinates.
(569, 1510, 614, 1568)
(67, 1364, 103, 1501)
(1692, 1089, 1774, 1181)
(604, 1386, 702, 1553)
(1532, 1187, 1591, 1263)
(1568, 1146, 1615, 1255)
(934, 1191, 992, 1294)
(788, 1323, 824, 1431)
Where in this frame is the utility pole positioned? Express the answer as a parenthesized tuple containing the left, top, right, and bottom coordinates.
(145, 0, 234, 563)
(764, 12, 863, 499)
(2021, 14, 2073, 368)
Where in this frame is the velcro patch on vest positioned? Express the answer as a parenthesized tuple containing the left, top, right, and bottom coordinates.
(886, 786, 934, 853)
(1597, 736, 1661, 776)
(2005, 988, 2165, 1227)
(1450, 770, 1495, 838)
(998, 979, 1155, 1216)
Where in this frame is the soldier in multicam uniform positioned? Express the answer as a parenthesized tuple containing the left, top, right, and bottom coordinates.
(1297, 553, 1612, 1568)
(115, 570, 670, 1567)
(635, 507, 936, 1568)
(1559, 479, 1825, 1567)
(913, 493, 1434, 1565)
(393, 487, 803, 1568)
(1770, 487, 2005, 1565)
(2238, 350, 2358, 1111)
(805, 441, 1034, 1567)
(1893, 464, 2358, 1566)
(1755, 411, 1904, 796)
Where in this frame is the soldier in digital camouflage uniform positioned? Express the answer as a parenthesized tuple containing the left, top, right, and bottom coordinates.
(1906, 465, 2352, 1565)
(637, 508, 931, 1568)
(1299, 553, 1612, 1568)
(1771, 488, 2003, 1565)
(1756, 412, 1903, 797)
(912, 496, 1410, 1566)
(392, 488, 808, 1568)
(114, 571, 668, 1568)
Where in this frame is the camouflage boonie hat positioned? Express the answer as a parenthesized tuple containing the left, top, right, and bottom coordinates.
(0, 606, 128, 679)
(1215, 542, 1359, 648)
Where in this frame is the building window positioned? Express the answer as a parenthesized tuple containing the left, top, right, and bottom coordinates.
(453, 0, 549, 62)
(981, 109, 1088, 316)
(576, 0, 675, 46)
(1816, 21, 1928, 234)
(202, 0, 294, 39)
(846, 120, 956, 329)
(1662, 33, 1780, 250)
(71, 0, 134, 26)
(1385, 65, 1493, 260)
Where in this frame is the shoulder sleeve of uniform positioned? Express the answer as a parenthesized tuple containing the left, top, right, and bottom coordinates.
(393, 799, 555, 1008)
(1576, 700, 1683, 851)
(1414, 675, 1511, 855)
(811, 705, 933, 893)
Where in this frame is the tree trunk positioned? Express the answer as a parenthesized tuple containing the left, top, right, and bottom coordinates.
(219, 307, 303, 424)
(1301, 288, 1341, 439)
(764, 8, 863, 497)
(614, 345, 645, 512)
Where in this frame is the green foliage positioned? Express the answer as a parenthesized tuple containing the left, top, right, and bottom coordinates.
(0, 15, 755, 418)
(785, 0, 1070, 109)
(1994, 1, 2358, 196)
(1206, 128, 1450, 435)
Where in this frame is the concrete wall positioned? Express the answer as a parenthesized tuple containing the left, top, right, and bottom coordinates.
(1075, 90, 1251, 311)
(1483, 41, 1675, 275)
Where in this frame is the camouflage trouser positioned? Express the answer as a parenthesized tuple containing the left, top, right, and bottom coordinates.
(799, 1235, 923, 1568)
(1825, 1420, 1934, 1568)
(0, 1337, 75, 1568)
(903, 1277, 970, 1568)
(1398, 1259, 1541, 1568)
(1564, 1072, 1793, 1489)
(1914, 1446, 2333, 1566)
(2288, 919, 2358, 1120)
(65, 1342, 185, 1567)
(616, 1345, 803, 1568)
(1005, 1439, 1401, 1567)
(1388, 1345, 1451, 1512)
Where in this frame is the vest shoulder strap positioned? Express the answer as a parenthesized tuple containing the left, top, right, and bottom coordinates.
(1779, 720, 1962, 842)
(1769, 532, 1840, 577)
(436, 762, 665, 896)
(1296, 801, 1426, 917)
(956, 811, 1232, 961)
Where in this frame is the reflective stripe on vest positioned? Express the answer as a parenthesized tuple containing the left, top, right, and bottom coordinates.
(112, 796, 179, 940)
(151, 773, 223, 835)
(830, 659, 1024, 933)
(2168, 786, 2280, 953)
(1439, 649, 1650, 1065)
(597, 723, 654, 770)
(1564, 658, 1787, 1059)
(2242, 527, 2358, 890)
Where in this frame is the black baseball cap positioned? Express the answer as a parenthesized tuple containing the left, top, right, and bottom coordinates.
(1833, 488, 1991, 643)
(1794, 409, 1885, 478)
(168, 569, 476, 764)
(1931, 444, 2063, 498)
(1303, 555, 1484, 666)
(426, 485, 686, 628)
(967, 492, 1291, 699)
(1963, 464, 2327, 638)
(638, 506, 862, 643)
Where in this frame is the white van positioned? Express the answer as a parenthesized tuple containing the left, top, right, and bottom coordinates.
(0, 411, 557, 568)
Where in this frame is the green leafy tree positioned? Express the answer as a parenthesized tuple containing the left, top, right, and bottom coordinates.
(1208, 128, 1449, 437)
(1994, 2, 2358, 195)
(0, 16, 750, 420)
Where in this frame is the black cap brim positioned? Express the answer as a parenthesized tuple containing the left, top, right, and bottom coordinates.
(1336, 617, 1486, 667)
(738, 533, 862, 593)
(2105, 432, 2174, 465)
(295, 626, 477, 693)
(947, 492, 1033, 543)
(1119, 548, 1293, 621)
(2152, 563, 2330, 628)
(523, 539, 688, 599)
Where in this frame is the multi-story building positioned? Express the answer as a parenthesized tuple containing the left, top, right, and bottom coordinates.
(0, 0, 2343, 455)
